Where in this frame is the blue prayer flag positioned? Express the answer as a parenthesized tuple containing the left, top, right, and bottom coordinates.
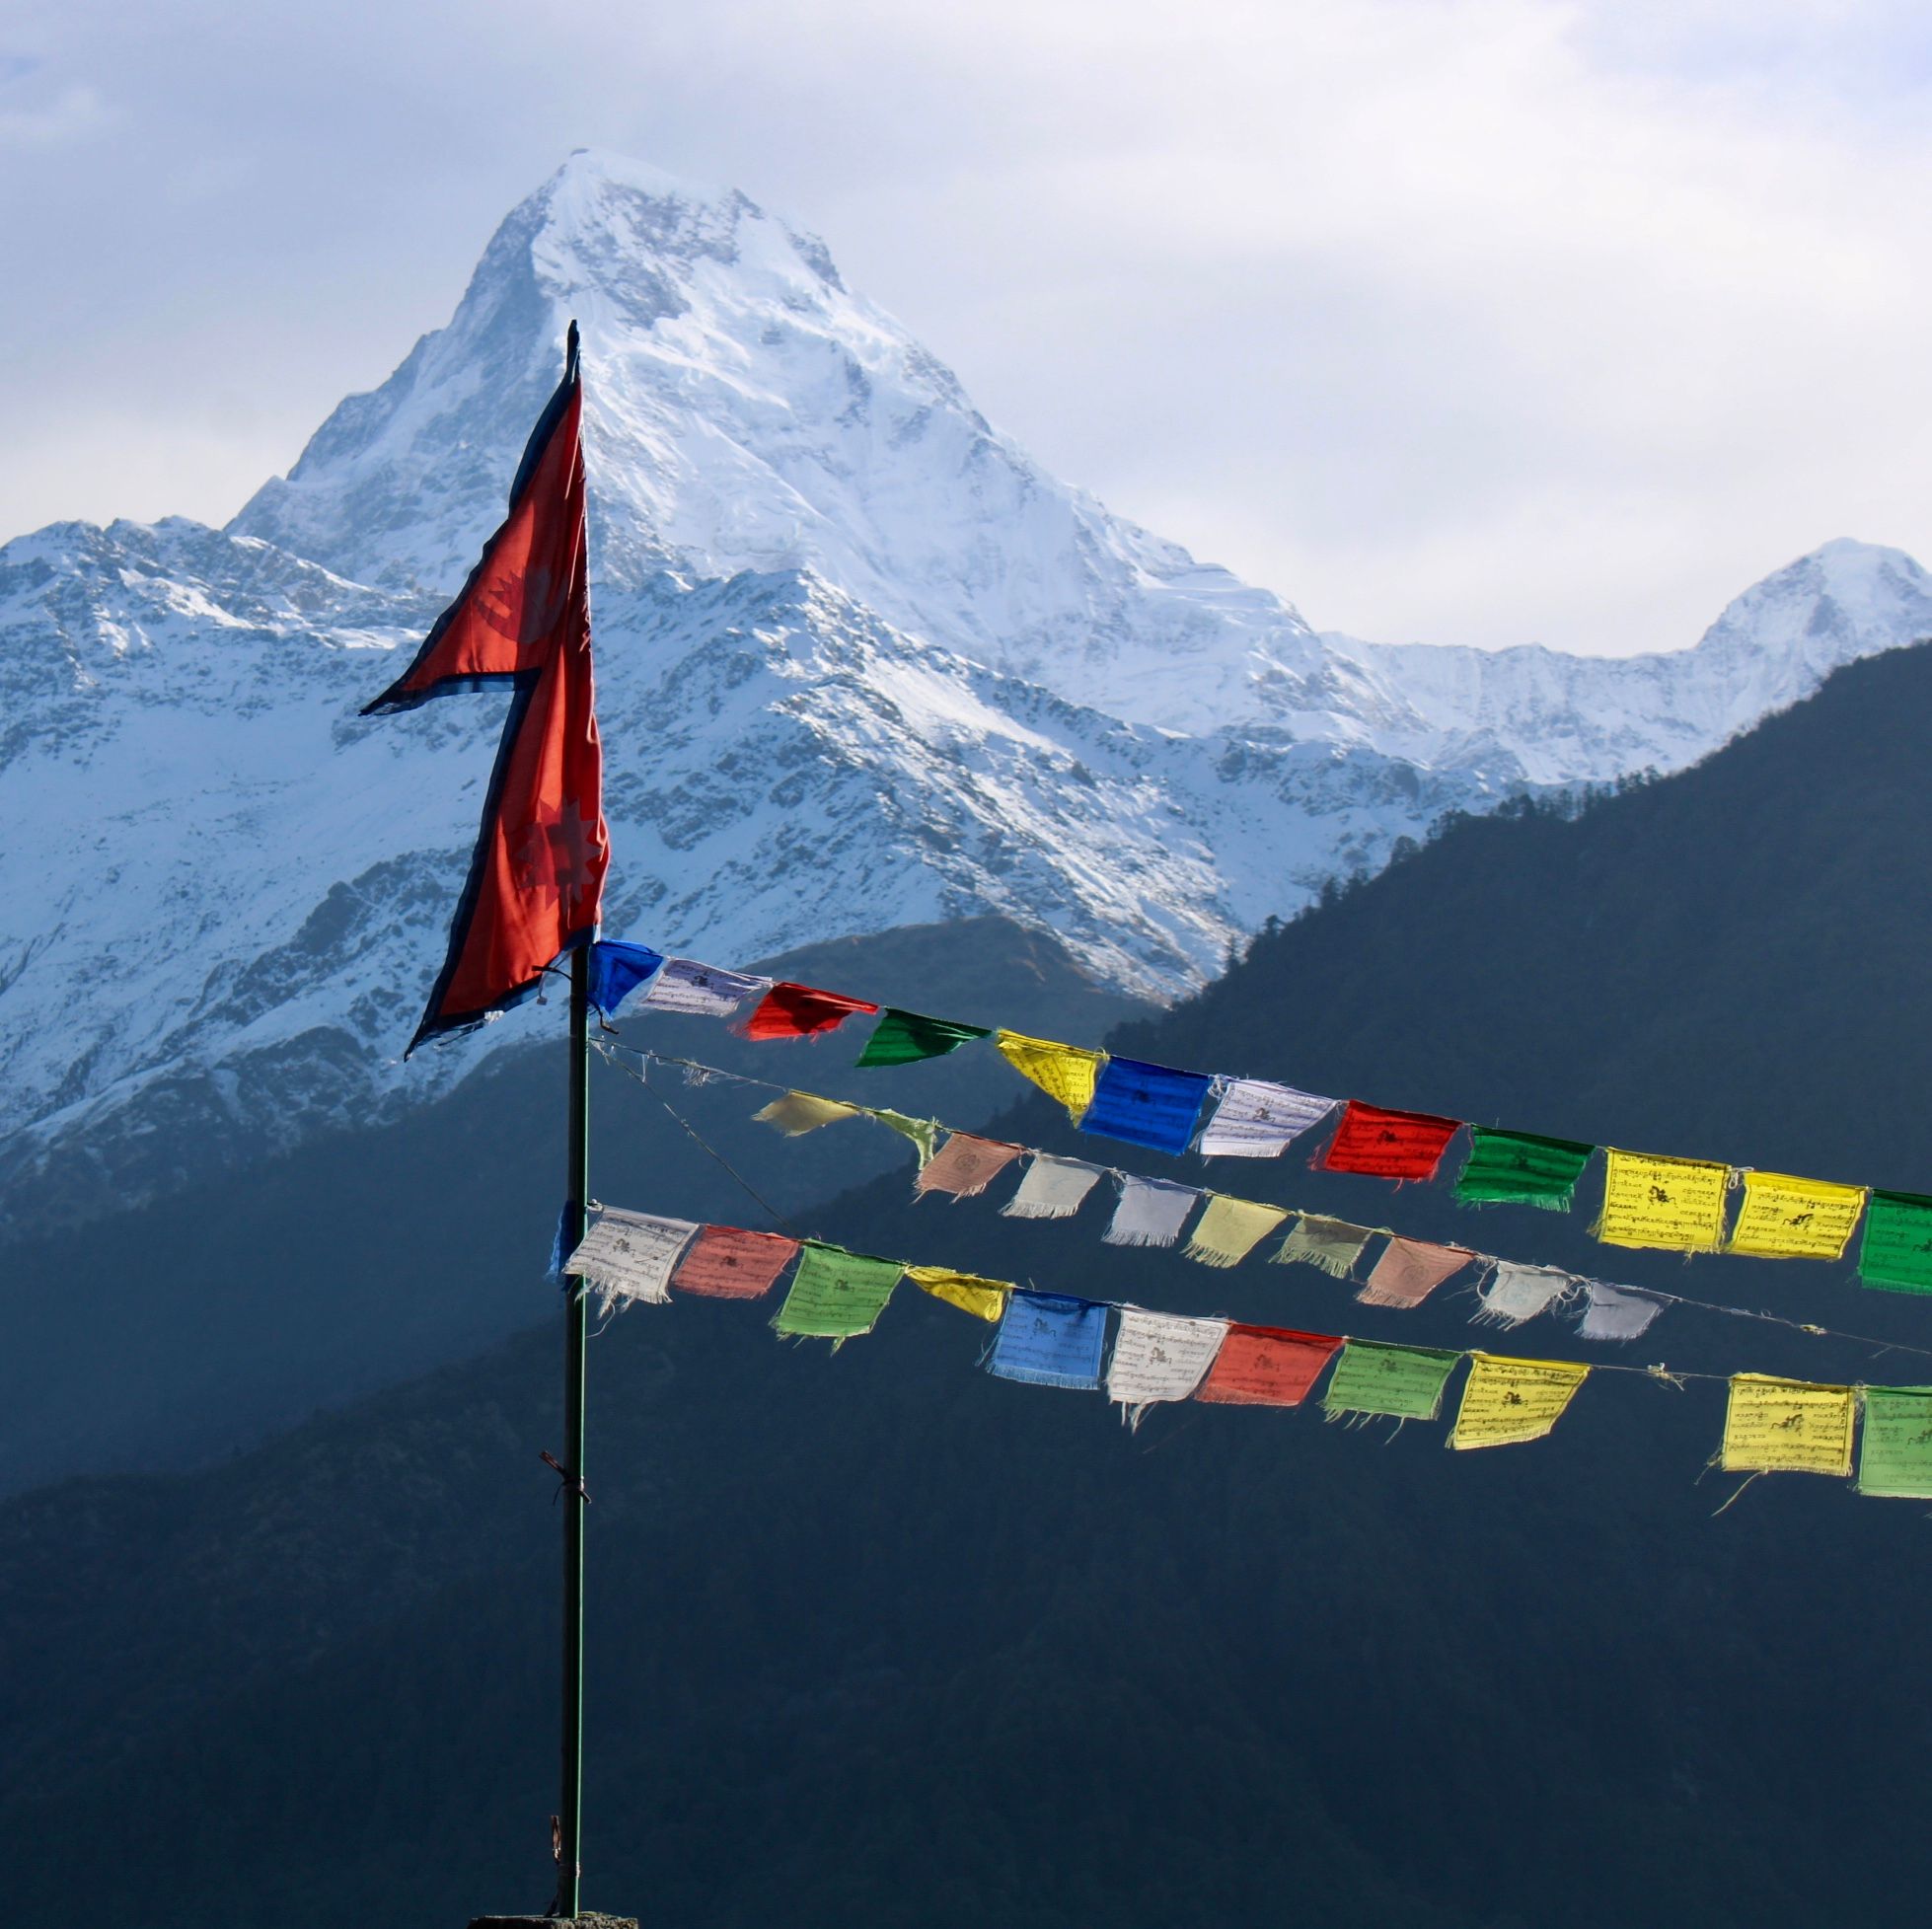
(585, 939, 665, 1017)
(988, 1291, 1109, 1390)
(1077, 1056, 1215, 1155)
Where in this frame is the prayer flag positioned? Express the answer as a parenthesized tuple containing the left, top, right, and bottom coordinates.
(1106, 1308, 1229, 1425)
(1003, 1152, 1105, 1220)
(1195, 1325, 1342, 1407)
(1183, 1195, 1290, 1268)
(1318, 1101, 1462, 1181)
(1272, 1215, 1375, 1279)
(1078, 1057, 1215, 1155)
(1474, 1262, 1573, 1329)
(635, 957, 770, 1019)
(1197, 1077, 1335, 1158)
(1855, 1386, 1932, 1498)
(1454, 1127, 1595, 1211)
(772, 1241, 904, 1341)
(994, 1030, 1105, 1121)
(914, 1134, 1023, 1200)
(753, 1090, 861, 1137)
(1577, 1281, 1665, 1343)
(1322, 1341, 1461, 1423)
(743, 981, 879, 1040)
(988, 1291, 1110, 1390)
(1449, 1354, 1590, 1449)
(1719, 1373, 1855, 1478)
(855, 1008, 991, 1067)
(566, 1207, 698, 1312)
(1857, 1191, 1932, 1294)
(1727, 1171, 1866, 1261)
(1357, 1237, 1473, 1309)
(1594, 1150, 1732, 1253)
(1103, 1174, 1200, 1249)
(361, 326, 608, 1053)
(671, 1225, 799, 1300)
(905, 1265, 1010, 1322)
(864, 1108, 938, 1167)
(583, 939, 664, 1018)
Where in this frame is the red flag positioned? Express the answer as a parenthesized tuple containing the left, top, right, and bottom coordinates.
(1316, 1099, 1461, 1181)
(740, 981, 879, 1040)
(363, 324, 609, 1053)
(1195, 1325, 1341, 1407)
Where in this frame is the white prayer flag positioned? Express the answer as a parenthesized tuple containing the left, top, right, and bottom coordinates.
(1475, 1262, 1573, 1329)
(636, 958, 771, 1019)
(1106, 1308, 1229, 1425)
(1103, 1174, 1200, 1249)
(567, 1208, 699, 1311)
(1579, 1280, 1666, 1342)
(1197, 1077, 1336, 1158)
(1002, 1153, 1105, 1221)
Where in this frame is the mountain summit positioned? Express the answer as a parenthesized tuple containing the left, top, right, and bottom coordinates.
(3, 151, 1930, 1212)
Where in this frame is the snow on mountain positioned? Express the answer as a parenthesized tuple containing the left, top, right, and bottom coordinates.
(4, 150, 1930, 1213)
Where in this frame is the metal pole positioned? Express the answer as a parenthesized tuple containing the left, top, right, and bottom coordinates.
(559, 942, 590, 1917)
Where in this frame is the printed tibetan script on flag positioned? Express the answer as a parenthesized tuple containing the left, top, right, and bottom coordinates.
(1105, 1309, 1228, 1424)
(1103, 1175, 1200, 1249)
(1449, 1354, 1590, 1449)
(567, 1208, 698, 1310)
(1474, 1262, 1572, 1329)
(1856, 1386, 1932, 1498)
(1857, 1191, 1932, 1293)
(1321, 1341, 1460, 1423)
(1077, 1057, 1215, 1155)
(1594, 1150, 1731, 1252)
(1318, 1101, 1462, 1181)
(1719, 1373, 1855, 1478)
(772, 1242, 903, 1341)
(1726, 1171, 1866, 1261)
(906, 1266, 1010, 1322)
(994, 1031, 1106, 1121)
(1197, 1078, 1335, 1158)
(1356, 1237, 1472, 1309)
(914, 1134, 1024, 1201)
(671, 1225, 799, 1300)
(1195, 1326, 1342, 1407)
(988, 1292, 1109, 1389)
(1453, 1127, 1594, 1212)
(1272, 1215, 1375, 1279)
(635, 957, 770, 1018)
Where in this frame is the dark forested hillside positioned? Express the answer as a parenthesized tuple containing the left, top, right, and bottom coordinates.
(9, 643, 1932, 1926)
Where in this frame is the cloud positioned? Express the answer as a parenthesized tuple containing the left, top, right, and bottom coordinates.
(2, 0, 1930, 655)
(0, 77, 107, 148)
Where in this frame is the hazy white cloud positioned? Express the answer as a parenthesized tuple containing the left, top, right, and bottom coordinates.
(4, 0, 1931, 654)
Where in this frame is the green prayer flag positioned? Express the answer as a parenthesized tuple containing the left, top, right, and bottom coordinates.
(1454, 1126, 1595, 1211)
(772, 1241, 905, 1341)
(1858, 1191, 1932, 1294)
(1321, 1340, 1460, 1423)
(1857, 1386, 1932, 1497)
(855, 1007, 993, 1069)
(865, 1108, 938, 1168)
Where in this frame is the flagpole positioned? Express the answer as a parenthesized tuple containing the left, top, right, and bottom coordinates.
(558, 939, 590, 1916)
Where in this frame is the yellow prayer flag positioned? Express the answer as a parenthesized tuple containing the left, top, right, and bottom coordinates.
(906, 1265, 1010, 1322)
(1449, 1353, 1591, 1450)
(994, 1029, 1105, 1122)
(1726, 1170, 1867, 1261)
(1719, 1373, 1855, 1477)
(1183, 1195, 1290, 1268)
(1594, 1150, 1732, 1252)
(753, 1090, 862, 1137)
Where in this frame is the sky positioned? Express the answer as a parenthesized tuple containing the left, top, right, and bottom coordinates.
(3, 0, 1930, 657)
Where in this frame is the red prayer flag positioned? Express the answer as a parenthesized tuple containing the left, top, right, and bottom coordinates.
(362, 324, 608, 1054)
(1317, 1100, 1461, 1181)
(671, 1225, 800, 1299)
(1196, 1325, 1343, 1407)
(741, 981, 880, 1040)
